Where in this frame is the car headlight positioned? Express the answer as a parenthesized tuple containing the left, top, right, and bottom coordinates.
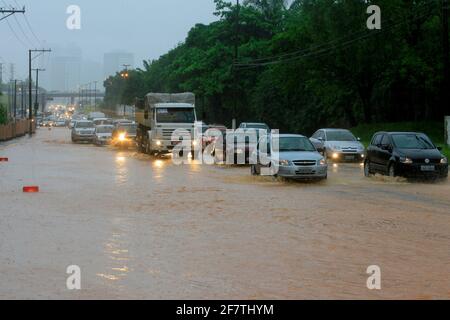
(441, 157, 448, 164)
(279, 160, 291, 166)
(156, 140, 162, 146)
(118, 133, 126, 141)
(318, 158, 327, 166)
(400, 157, 413, 164)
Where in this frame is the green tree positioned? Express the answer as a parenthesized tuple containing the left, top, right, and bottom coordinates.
(104, 0, 446, 132)
(0, 103, 7, 125)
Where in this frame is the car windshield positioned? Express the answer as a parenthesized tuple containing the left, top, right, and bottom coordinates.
(326, 130, 357, 142)
(392, 134, 435, 149)
(76, 122, 94, 128)
(96, 126, 114, 134)
(156, 108, 195, 123)
(279, 137, 316, 152)
(118, 124, 137, 134)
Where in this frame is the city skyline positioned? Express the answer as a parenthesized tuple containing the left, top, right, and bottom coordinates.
(0, 0, 217, 91)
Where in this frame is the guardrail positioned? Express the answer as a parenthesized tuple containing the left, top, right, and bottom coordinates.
(0, 120, 36, 142)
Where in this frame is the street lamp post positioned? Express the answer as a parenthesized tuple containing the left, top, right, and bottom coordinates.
(28, 48, 51, 136)
(32, 68, 45, 116)
(121, 64, 130, 117)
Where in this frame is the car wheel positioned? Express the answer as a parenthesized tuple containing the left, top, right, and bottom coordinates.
(364, 160, 372, 177)
(388, 163, 396, 177)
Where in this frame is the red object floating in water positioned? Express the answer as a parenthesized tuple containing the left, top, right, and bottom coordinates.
(0, 157, 8, 162)
(23, 186, 39, 193)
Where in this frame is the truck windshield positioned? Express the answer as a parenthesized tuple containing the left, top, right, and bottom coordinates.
(156, 108, 195, 123)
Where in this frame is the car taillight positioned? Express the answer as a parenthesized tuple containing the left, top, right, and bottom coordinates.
(23, 186, 39, 193)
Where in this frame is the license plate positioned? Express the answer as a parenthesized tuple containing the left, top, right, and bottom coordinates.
(345, 155, 355, 160)
(297, 168, 313, 174)
(421, 165, 435, 172)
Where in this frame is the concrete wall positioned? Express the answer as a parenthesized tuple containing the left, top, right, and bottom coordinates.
(0, 120, 36, 141)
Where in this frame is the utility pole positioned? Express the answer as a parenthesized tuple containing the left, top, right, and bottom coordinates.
(28, 49, 51, 135)
(0, 7, 25, 22)
(89, 82, 92, 108)
(0, 63, 3, 110)
(13, 80, 18, 120)
(32, 68, 45, 116)
(443, 0, 450, 116)
(121, 65, 130, 116)
(233, 0, 240, 128)
(21, 82, 25, 118)
(0, 63, 3, 94)
(93, 81, 98, 111)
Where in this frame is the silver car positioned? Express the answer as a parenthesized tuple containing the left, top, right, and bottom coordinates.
(93, 125, 114, 146)
(310, 129, 365, 162)
(71, 120, 95, 143)
(251, 134, 328, 180)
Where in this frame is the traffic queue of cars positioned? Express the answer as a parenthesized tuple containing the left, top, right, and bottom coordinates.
(70, 116, 137, 148)
(228, 125, 447, 181)
(66, 116, 448, 181)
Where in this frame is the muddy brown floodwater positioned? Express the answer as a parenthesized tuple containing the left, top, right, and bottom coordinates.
(0, 128, 449, 299)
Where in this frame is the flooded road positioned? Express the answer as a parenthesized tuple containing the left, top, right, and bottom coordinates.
(1, 128, 449, 299)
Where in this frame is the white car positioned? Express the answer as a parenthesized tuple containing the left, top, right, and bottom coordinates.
(93, 125, 114, 146)
(71, 120, 95, 143)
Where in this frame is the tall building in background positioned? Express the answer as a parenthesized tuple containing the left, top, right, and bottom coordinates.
(47, 44, 82, 92)
(103, 51, 135, 79)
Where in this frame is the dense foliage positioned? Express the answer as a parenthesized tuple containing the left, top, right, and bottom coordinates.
(104, 0, 450, 134)
(0, 105, 7, 125)
(0, 92, 7, 124)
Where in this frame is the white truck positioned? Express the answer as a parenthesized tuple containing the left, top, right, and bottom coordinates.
(135, 93, 197, 155)
(88, 112, 106, 121)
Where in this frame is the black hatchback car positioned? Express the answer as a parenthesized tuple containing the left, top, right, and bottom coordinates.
(364, 132, 448, 179)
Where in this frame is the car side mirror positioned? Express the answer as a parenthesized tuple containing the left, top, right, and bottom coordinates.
(437, 146, 442, 151)
(357, 137, 361, 141)
(381, 144, 392, 151)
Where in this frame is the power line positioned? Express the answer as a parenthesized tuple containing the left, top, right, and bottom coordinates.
(3, 15, 28, 48)
(1, 1, 29, 47)
(0, 4, 24, 21)
(235, 1, 437, 69)
(12, 10, 38, 47)
(13, 0, 42, 46)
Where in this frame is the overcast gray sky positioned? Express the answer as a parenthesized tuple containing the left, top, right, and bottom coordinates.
(0, 0, 217, 83)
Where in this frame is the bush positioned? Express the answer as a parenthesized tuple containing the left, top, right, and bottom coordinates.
(0, 104, 7, 125)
